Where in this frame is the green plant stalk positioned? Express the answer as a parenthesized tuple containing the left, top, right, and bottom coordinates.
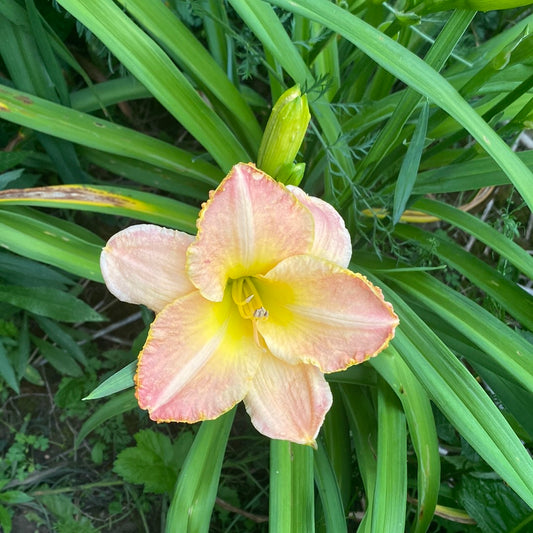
(371, 349, 440, 533)
(270, 440, 315, 532)
(371, 377, 407, 533)
(55, 0, 249, 171)
(266, 0, 533, 212)
(270, 440, 293, 532)
(321, 384, 352, 508)
(339, 384, 377, 531)
(314, 441, 347, 533)
(31, 480, 124, 497)
(166, 409, 235, 533)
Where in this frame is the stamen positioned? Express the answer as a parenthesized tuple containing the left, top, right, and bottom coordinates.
(231, 277, 269, 323)
(253, 306, 269, 318)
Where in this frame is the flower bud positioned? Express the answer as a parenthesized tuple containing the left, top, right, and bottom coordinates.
(257, 85, 311, 185)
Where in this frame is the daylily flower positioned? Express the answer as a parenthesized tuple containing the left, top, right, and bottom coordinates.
(100, 163, 398, 445)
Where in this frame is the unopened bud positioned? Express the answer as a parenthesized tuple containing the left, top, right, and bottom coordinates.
(257, 86, 311, 185)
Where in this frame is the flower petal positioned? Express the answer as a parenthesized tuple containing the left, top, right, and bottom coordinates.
(287, 185, 352, 268)
(256, 255, 399, 372)
(101, 224, 195, 312)
(136, 289, 263, 422)
(244, 355, 332, 445)
(187, 163, 314, 301)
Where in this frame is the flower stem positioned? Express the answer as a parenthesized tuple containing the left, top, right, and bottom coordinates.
(166, 408, 235, 533)
(270, 439, 315, 533)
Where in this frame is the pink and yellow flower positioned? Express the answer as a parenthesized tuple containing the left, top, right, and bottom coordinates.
(100, 163, 398, 445)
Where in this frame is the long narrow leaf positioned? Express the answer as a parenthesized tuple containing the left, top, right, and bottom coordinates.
(314, 441, 347, 533)
(339, 384, 377, 532)
(55, 0, 249, 171)
(371, 349, 440, 533)
(115, 0, 262, 155)
(270, 440, 315, 533)
(321, 384, 352, 508)
(361, 8, 475, 175)
(0, 207, 102, 281)
(412, 153, 533, 193)
(412, 197, 533, 280)
(388, 269, 533, 393)
(394, 223, 533, 330)
(166, 410, 235, 533)
(75, 391, 138, 448)
(392, 100, 429, 225)
(0, 84, 222, 186)
(0, 185, 198, 233)
(386, 292, 533, 507)
(371, 377, 407, 533)
(270, 440, 293, 533)
(267, 0, 533, 211)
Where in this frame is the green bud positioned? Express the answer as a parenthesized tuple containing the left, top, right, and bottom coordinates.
(257, 85, 311, 185)
(276, 162, 307, 187)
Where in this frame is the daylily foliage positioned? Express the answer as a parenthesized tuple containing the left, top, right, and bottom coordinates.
(101, 163, 398, 445)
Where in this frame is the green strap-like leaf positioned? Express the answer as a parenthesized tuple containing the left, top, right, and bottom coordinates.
(339, 384, 377, 532)
(359, 8, 475, 178)
(55, 0, 249, 171)
(389, 295, 533, 507)
(270, 440, 315, 533)
(321, 384, 352, 508)
(75, 390, 139, 448)
(0, 184, 198, 233)
(371, 377, 407, 533)
(0, 207, 102, 281)
(84, 361, 136, 400)
(314, 440, 347, 533)
(166, 409, 235, 533)
(412, 152, 533, 194)
(412, 197, 533, 280)
(115, 0, 262, 156)
(371, 349, 440, 533)
(0, 84, 222, 186)
(266, 0, 533, 211)
(392, 100, 429, 225)
(0, 285, 103, 323)
(394, 223, 533, 330)
(388, 269, 533, 393)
